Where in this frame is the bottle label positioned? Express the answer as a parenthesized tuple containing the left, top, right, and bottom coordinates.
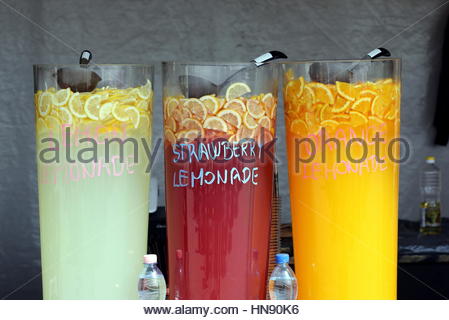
(420, 202, 441, 227)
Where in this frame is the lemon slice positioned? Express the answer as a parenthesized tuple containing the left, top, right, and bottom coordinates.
(99, 102, 115, 120)
(184, 129, 203, 141)
(200, 95, 219, 114)
(290, 119, 308, 136)
(243, 112, 258, 129)
(84, 94, 102, 120)
(181, 107, 192, 120)
(349, 111, 368, 127)
(165, 129, 177, 145)
(140, 114, 151, 131)
(262, 93, 276, 110)
(185, 98, 207, 121)
(217, 109, 242, 128)
(138, 80, 153, 99)
(36, 118, 48, 132)
(236, 125, 256, 141)
(166, 116, 177, 132)
(225, 82, 251, 100)
(203, 116, 228, 132)
(45, 115, 61, 134)
(112, 104, 129, 122)
(258, 116, 271, 130)
(171, 109, 183, 123)
(52, 88, 71, 106)
(125, 106, 140, 128)
(68, 93, 87, 118)
(351, 97, 371, 114)
(38, 92, 54, 117)
(223, 99, 246, 113)
(57, 107, 73, 125)
(336, 81, 356, 101)
(137, 100, 150, 111)
(181, 117, 204, 132)
(247, 98, 265, 119)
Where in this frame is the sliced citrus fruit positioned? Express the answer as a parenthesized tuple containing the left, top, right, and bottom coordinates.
(359, 89, 378, 99)
(262, 93, 275, 111)
(181, 117, 204, 132)
(84, 94, 102, 120)
(171, 109, 183, 123)
(368, 115, 384, 125)
(125, 106, 140, 128)
(331, 114, 350, 122)
(166, 116, 177, 132)
(298, 85, 316, 111)
(258, 116, 271, 130)
(332, 95, 351, 113)
(38, 92, 54, 117)
(269, 104, 277, 119)
(112, 103, 129, 121)
(319, 104, 332, 121)
(45, 115, 61, 133)
(285, 77, 304, 101)
(36, 117, 47, 132)
(184, 129, 203, 140)
(52, 88, 71, 106)
(243, 112, 258, 129)
(225, 82, 251, 100)
(165, 129, 176, 145)
(180, 107, 192, 120)
(236, 125, 256, 140)
(185, 98, 207, 121)
(371, 95, 390, 117)
(165, 98, 179, 117)
(320, 119, 339, 129)
(247, 98, 265, 119)
(139, 114, 151, 130)
(351, 97, 371, 114)
(68, 92, 86, 118)
(217, 109, 242, 128)
(137, 99, 150, 111)
(138, 80, 152, 100)
(290, 119, 308, 136)
(386, 109, 398, 120)
(311, 82, 335, 104)
(349, 110, 368, 127)
(228, 134, 237, 143)
(203, 116, 228, 132)
(336, 81, 356, 101)
(223, 99, 246, 113)
(200, 95, 219, 114)
(99, 102, 115, 120)
(57, 107, 73, 125)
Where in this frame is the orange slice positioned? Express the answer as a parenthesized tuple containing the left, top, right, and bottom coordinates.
(285, 77, 304, 101)
(336, 81, 356, 101)
(349, 110, 368, 127)
(351, 97, 371, 114)
(298, 85, 316, 112)
(311, 82, 335, 104)
(359, 89, 378, 99)
(332, 95, 351, 113)
(320, 119, 339, 129)
(371, 95, 390, 117)
(185, 98, 207, 121)
(203, 116, 228, 132)
(223, 99, 246, 113)
(200, 95, 219, 114)
(368, 115, 385, 125)
(246, 98, 265, 119)
(217, 109, 242, 128)
(290, 119, 308, 136)
(319, 104, 333, 121)
(225, 82, 251, 100)
(243, 112, 258, 129)
(166, 117, 177, 132)
(165, 129, 176, 145)
(258, 116, 271, 130)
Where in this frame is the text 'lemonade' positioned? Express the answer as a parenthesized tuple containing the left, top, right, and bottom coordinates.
(35, 76, 153, 299)
(284, 66, 400, 299)
(164, 82, 276, 299)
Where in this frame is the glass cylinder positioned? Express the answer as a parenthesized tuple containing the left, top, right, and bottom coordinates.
(282, 59, 401, 299)
(162, 62, 279, 299)
(34, 64, 154, 299)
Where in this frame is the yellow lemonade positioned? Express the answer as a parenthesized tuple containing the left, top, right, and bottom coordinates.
(284, 71, 400, 299)
(35, 80, 153, 299)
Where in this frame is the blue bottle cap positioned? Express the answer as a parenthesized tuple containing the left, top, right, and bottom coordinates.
(275, 253, 289, 264)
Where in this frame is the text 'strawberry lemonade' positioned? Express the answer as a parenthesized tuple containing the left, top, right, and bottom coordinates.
(162, 62, 278, 299)
(283, 60, 401, 299)
(34, 65, 153, 299)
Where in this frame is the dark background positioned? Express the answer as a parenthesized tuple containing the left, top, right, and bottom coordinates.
(1, 0, 449, 299)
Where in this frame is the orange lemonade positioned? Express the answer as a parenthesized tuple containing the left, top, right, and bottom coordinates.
(284, 66, 400, 299)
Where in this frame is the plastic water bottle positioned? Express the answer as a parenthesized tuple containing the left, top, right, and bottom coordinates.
(138, 254, 167, 300)
(269, 253, 298, 300)
(420, 156, 442, 234)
